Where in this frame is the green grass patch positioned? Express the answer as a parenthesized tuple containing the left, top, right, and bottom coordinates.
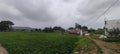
(0, 32, 79, 54)
(73, 37, 103, 54)
(102, 38, 120, 42)
(93, 41, 103, 54)
(74, 37, 94, 51)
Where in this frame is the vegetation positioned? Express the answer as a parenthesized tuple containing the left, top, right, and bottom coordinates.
(68, 27, 74, 30)
(75, 23, 82, 29)
(43, 27, 54, 32)
(102, 38, 120, 42)
(101, 28, 120, 42)
(0, 32, 79, 54)
(69, 23, 88, 31)
(89, 28, 105, 35)
(0, 20, 109, 54)
(0, 32, 103, 54)
(107, 28, 120, 38)
(0, 21, 14, 31)
(42, 26, 65, 33)
(73, 37, 103, 54)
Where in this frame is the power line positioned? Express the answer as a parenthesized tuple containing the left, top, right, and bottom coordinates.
(86, 0, 119, 27)
(97, 0, 119, 20)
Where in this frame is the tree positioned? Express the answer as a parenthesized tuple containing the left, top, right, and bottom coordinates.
(0, 21, 14, 31)
(88, 28, 95, 33)
(35, 29, 39, 31)
(53, 26, 65, 31)
(68, 27, 74, 30)
(38, 29, 42, 31)
(82, 26, 88, 31)
(75, 23, 81, 29)
(43, 27, 53, 32)
(96, 28, 104, 34)
(53, 26, 61, 31)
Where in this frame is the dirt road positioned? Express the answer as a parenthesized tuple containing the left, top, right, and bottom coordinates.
(91, 38, 120, 54)
(0, 45, 8, 54)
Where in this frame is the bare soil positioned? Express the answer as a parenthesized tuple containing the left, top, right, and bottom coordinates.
(0, 45, 8, 54)
(91, 37, 120, 54)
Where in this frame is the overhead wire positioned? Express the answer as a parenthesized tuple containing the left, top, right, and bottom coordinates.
(85, 0, 119, 27)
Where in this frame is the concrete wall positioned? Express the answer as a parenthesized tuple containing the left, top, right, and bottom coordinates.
(106, 19, 120, 30)
(105, 19, 120, 37)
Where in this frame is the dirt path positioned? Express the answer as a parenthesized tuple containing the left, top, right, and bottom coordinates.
(91, 38, 120, 54)
(0, 45, 8, 54)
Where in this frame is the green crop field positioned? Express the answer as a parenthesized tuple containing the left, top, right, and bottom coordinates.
(0, 32, 80, 54)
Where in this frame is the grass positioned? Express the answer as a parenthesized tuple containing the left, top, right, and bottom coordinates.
(102, 38, 120, 42)
(89, 35, 104, 54)
(93, 41, 103, 54)
(0, 32, 79, 54)
(73, 37, 103, 54)
(74, 37, 94, 51)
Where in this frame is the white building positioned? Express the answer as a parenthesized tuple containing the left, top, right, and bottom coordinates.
(106, 19, 120, 30)
(105, 19, 120, 37)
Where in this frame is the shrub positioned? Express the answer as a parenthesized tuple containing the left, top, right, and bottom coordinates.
(107, 28, 120, 38)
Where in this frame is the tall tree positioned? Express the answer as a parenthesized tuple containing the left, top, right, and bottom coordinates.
(75, 23, 81, 29)
(0, 21, 14, 31)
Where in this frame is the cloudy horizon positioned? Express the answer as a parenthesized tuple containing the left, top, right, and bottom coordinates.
(0, 0, 120, 29)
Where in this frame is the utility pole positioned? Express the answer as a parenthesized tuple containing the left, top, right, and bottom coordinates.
(104, 15, 107, 36)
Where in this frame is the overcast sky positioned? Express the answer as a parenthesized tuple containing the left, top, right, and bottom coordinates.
(0, 0, 120, 29)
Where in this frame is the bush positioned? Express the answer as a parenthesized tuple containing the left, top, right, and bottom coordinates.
(107, 28, 120, 38)
(102, 38, 120, 42)
(89, 28, 105, 35)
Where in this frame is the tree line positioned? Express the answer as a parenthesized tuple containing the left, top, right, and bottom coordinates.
(0, 20, 65, 32)
(0, 20, 104, 35)
(0, 20, 89, 32)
